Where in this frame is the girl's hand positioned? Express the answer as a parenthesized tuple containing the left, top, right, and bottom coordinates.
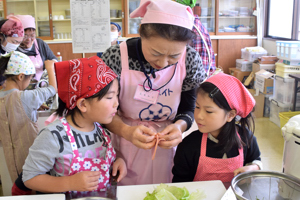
(69, 171, 101, 191)
(125, 125, 157, 149)
(233, 164, 260, 176)
(112, 158, 127, 182)
(157, 123, 183, 149)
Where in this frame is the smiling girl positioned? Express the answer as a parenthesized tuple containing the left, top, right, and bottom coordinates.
(172, 73, 262, 184)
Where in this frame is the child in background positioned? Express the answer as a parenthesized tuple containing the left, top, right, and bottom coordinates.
(0, 51, 57, 183)
(172, 73, 262, 184)
(22, 56, 127, 193)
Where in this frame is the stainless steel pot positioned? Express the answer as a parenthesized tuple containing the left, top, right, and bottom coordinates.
(231, 170, 300, 200)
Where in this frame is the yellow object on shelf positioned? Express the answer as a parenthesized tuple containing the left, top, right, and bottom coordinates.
(279, 111, 300, 129)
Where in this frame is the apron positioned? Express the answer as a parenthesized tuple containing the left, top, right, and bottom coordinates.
(193, 132, 244, 183)
(29, 39, 44, 81)
(112, 40, 186, 185)
(60, 118, 116, 192)
(0, 91, 38, 182)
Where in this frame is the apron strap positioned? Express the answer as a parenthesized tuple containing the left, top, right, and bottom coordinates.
(120, 42, 129, 71)
(59, 117, 80, 157)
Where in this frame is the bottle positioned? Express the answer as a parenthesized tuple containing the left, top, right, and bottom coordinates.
(57, 52, 62, 62)
(194, 3, 201, 16)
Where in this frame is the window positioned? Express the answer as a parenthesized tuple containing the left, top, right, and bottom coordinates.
(266, 0, 300, 40)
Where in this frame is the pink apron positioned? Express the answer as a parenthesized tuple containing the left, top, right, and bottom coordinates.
(29, 39, 44, 81)
(112, 41, 186, 185)
(60, 117, 116, 191)
(193, 132, 244, 183)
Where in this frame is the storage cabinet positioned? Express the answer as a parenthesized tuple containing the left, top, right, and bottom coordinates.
(4, 0, 52, 40)
(193, 0, 216, 34)
(217, 0, 256, 35)
(4, 0, 124, 40)
(123, 0, 256, 37)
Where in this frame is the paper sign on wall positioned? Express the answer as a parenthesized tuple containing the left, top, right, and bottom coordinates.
(70, 0, 111, 53)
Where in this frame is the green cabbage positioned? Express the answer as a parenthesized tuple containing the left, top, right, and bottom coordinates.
(144, 183, 206, 200)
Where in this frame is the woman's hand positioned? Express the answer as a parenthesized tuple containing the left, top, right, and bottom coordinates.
(124, 125, 157, 149)
(69, 171, 101, 191)
(157, 123, 183, 149)
(112, 158, 127, 182)
(233, 164, 260, 176)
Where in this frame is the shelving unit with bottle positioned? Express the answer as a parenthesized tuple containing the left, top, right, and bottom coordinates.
(194, 0, 216, 33)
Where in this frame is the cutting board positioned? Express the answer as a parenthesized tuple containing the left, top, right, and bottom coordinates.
(0, 194, 65, 200)
(117, 180, 226, 200)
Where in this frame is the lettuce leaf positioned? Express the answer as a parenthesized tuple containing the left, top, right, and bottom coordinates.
(143, 183, 206, 200)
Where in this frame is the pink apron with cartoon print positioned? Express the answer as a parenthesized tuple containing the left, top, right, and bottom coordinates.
(193, 132, 244, 183)
(29, 39, 44, 81)
(60, 117, 116, 191)
(111, 41, 186, 185)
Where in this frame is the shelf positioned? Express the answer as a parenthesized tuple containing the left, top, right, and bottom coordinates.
(195, 16, 215, 19)
(110, 17, 122, 20)
(53, 19, 71, 21)
(219, 16, 256, 19)
(7, 0, 47, 2)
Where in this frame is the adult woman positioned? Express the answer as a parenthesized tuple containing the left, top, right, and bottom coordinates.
(101, 0, 206, 185)
(16, 15, 57, 81)
(0, 16, 24, 54)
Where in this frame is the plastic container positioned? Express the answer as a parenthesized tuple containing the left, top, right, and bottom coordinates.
(236, 59, 253, 71)
(263, 94, 272, 117)
(273, 75, 295, 104)
(276, 41, 300, 61)
(275, 62, 300, 78)
(269, 98, 292, 127)
(282, 59, 300, 66)
(279, 111, 300, 129)
(241, 47, 268, 62)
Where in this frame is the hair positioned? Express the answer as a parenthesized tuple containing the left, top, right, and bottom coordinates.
(24, 28, 35, 32)
(139, 23, 195, 42)
(0, 55, 32, 81)
(55, 80, 116, 127)
(197, 82, 255, 154)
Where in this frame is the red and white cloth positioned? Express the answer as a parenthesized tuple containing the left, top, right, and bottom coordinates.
(205, 72, 255, 118)
(60, 117, 116, 191)
(54, 56, 117, 110)
(193, 132, 244, 183)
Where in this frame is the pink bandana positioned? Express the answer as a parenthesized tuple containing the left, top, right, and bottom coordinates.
(130, 0, 194, 30)
(205, 73, 255, 118)
(55, 56, 117, 110)
(0, 16, 24, 37)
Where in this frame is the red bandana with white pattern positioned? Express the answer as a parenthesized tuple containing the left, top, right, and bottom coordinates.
(55, 56, 117, 110)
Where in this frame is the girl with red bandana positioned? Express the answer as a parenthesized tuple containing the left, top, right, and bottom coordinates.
(21, 56, 126, 194)
(172, 73, 262, 185)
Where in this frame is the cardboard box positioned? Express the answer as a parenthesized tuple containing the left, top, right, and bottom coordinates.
(254, 69, 274, 94)
(248, 89, 265, 118)
(258, 56, 279, 64)
(229, 68, 251, 83)
(252, 61, 275, 74)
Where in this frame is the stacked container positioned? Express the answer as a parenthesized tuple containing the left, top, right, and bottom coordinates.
(269, 76, 297, 127)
